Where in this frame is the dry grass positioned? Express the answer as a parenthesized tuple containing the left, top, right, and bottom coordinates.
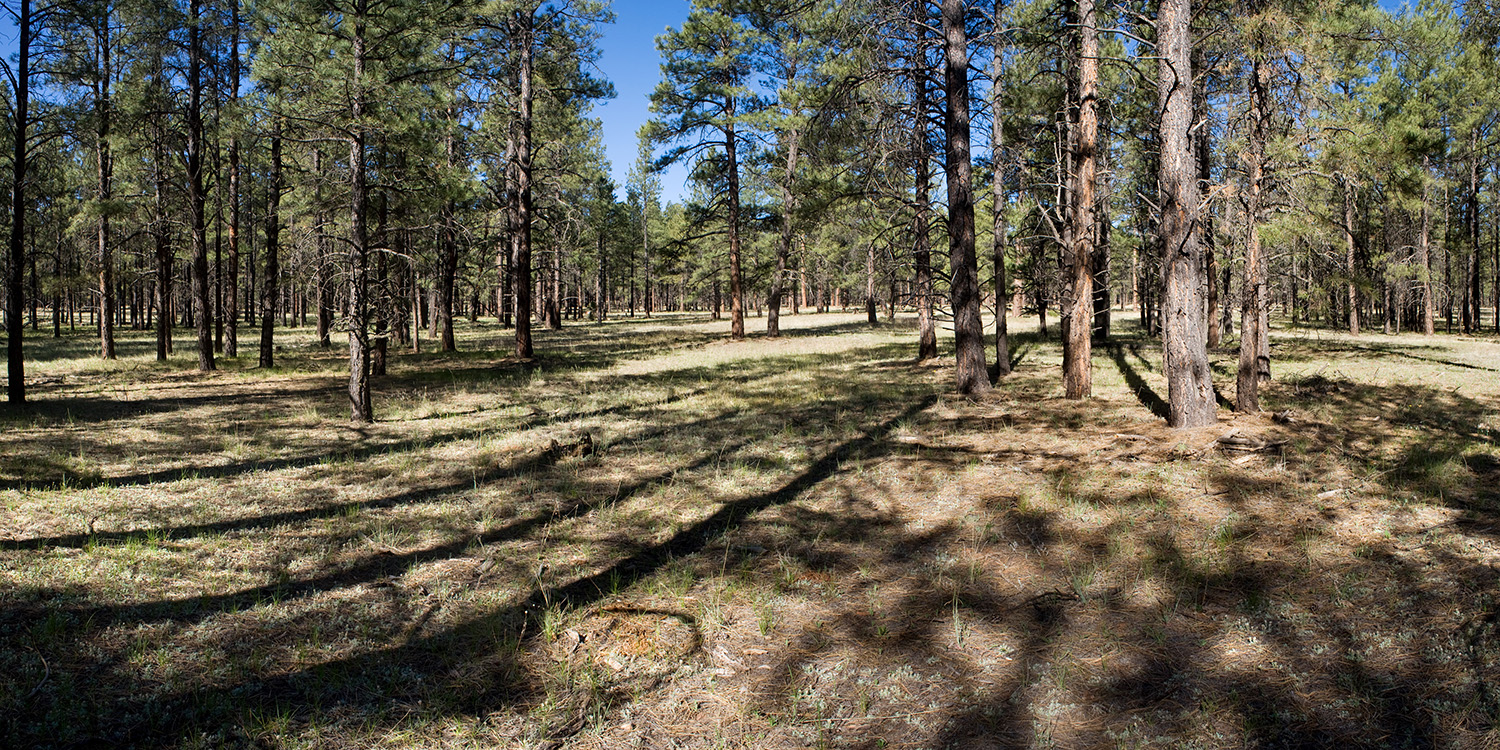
(2, 311, 1499, 749)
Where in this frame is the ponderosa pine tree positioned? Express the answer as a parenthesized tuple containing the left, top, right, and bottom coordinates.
(4, 0, 35, 405)
(1158, 0, 1214, 426)
(651, 0, 756, 340)
(942, 0, 990, 395)
(990, 0, 1010, 376)
(1062, 0, 1100, 399)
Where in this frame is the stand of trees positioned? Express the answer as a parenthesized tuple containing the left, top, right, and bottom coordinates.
(1, 0, 1497, 425)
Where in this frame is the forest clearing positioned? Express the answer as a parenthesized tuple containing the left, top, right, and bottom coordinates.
(2, 312, 1499, 749)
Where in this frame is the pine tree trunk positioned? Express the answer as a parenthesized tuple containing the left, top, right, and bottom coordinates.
(5, 0, 28, 404)
(914, 5, 937, 361)
(1236, 53, 1270, 413)
(439, 105, 459, 352)
(991, 0, 1010, 376)
(1194, 45, 1217, 350)
(1419, 158, 1435, 336)
(726, 97, 745, 340)
(1064, 0, 1098, 399)
(942, 0, 990, 395)
(1159, 0, 1214, 426)
(347, 6, 373, 422)
(260, 132, 282, 369)
(188, 0, 214, 371)
(768, 127, 799, 337)
(1344, 176, 1359, 336)
(226, 1, 240, 358)
(513, 8, 535, 358)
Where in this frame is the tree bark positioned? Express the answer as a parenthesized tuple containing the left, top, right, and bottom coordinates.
(1418, 156, 1435, 336)
(1343, 175, 1359, 336)
(1158, 0, 1214, 426)
(260, 132, 282, 369)
(1063, 0, 1098, 399)
(438, 104, 459, 351)
(6, 0, 29, 404)
(1194, 44, 1217, 350)
(188, 0, 214, 371)
(1236, 53, 1271, 413)
(347, 4, 373, 421)
(942, 0, 990, 395)
(726, 95, 745, 340)
(225, 0, 240, 358)
(913, 4, 937, 361)
(96, 7, 116, 360)
(513, 8, 535, 358)
(991, 0, 1010, 376)
(768, 127, 799, 337)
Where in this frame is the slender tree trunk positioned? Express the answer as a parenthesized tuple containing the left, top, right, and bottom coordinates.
(1343, 175, 1359, 336)
(1419, 157, 1435, 336)
(991, 0, 1010, 376)
(596, 229, 608, 323)
(1236, 53, 1271, 413)
(514, 9, 535, 358)
(726, 98, 745, 340)
(347, 6, 373, 422)
(438, 103, 458, 351)
(188, 0, 214, 371)
(942, 0, 990, 395)
(5, 0, 28, 404)
(866, 243, 878, 326)
(96, 11, 116, 360)
(1159, 0, 1213, 426)
(913, 5, 937, 361)
(225, 1, 240, 358)
(1063, 0, 1098, 399)
(1468, 133, 1481, 334)
(1194, 45, 1217, 350)
(768, 127, 799, 337)
(260, 132, 282, 369)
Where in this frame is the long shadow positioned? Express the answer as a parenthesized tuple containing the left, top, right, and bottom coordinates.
(0, 378, 722, 493)
(1106, 342, 1170, 420)
(17, 395, 937, 749)
(11, 435, 755, 632)
(0, 402, 736, 550)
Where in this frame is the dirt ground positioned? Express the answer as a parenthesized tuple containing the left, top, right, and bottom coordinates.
(2, 312, 1499, 749)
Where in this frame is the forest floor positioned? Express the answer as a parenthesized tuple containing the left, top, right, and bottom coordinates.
(3, 310, 1500, 749)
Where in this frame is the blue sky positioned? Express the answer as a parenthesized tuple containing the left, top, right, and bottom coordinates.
(594, 0, 694, 202)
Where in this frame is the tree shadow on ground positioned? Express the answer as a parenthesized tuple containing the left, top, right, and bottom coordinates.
(4, 327, 1500, 749)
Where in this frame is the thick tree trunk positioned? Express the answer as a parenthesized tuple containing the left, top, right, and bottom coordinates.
(942, 0, 990, 395)
(1158, 0, 1214, 427)
(1063, 0, 1098, 399)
